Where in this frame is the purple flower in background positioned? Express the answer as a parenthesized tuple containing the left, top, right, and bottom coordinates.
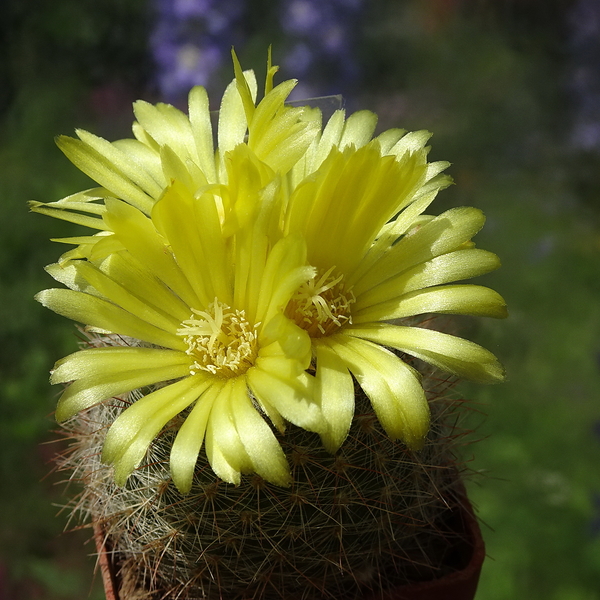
(280, 0, 363, 102)
(151, 0, 246, 103)
(150, 0, 362, 105)
(568, 0, 600, 151)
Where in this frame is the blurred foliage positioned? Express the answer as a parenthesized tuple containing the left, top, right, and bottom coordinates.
(1, 0, 599, 599)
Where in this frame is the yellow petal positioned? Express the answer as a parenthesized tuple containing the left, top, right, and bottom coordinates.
(98, 252, 191, 322)
(51, 346, 188, 384)
(70, 260, 181, 333)
(232, 49, 257, 128)
(260, 314, 312, 365)
(29, 202, 106, 230)
(375, 128, 406, 153)
(247, 366, 324, 433)
(356, 183, 452, 282)
(54, 349, 191, 421)
(151, 181, 229, 307)
(103, 376, 208, 485)
(103, 198, 200, 309)
(347, 323, 505, 383)
(230, 377, 291, 486)
(45, 262, 98, 295)
(75, 129, 163, 199)
(354, 249, 501, 311)
(286, 144, 427, 275)
(170, 380, 221, 493)
(324, 335, 430, 450)
(255, 235, 313, 326)
(112, 138, 165, 188)
(188, 85, 217, 182)
(387, 130, 432, 156)
(339, 110, 378, 149)
(56, 136, 154, 214)
(354, 284, 508, 323)
(159, 143, 198, 192)
(353, 206, 486, 296)
(204, 381, 249, 484)
(133, 100, 197, 167)
(314, 342, 355, 453)
(35, 288, 185, 351)
(218, 69, 257, 170)
(309, 109, 346, 172)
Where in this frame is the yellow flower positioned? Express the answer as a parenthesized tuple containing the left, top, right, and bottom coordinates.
(223, 58, 507, 453)
(281, 126, 507, 453)
(33, 51, 506, 492)
(37, 175, 321, 493)
(32, 51, 325, 493)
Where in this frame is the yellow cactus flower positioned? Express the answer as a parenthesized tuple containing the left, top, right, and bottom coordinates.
(37, 177, 320, 493)
(34, 51, 506, 493)
(282, 133, 507, 453)
(215, 57, 507, 454)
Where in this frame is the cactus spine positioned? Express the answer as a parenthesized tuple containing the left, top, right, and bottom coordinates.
(58, 330, 473, 600)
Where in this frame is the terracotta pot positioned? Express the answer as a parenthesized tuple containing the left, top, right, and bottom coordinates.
(364, 491, 485, 600)
(93, 521, 118, 600)
(93, 490, 484, 600)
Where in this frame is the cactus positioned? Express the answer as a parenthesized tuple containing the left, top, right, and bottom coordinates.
(57, 325, 474, 600)
(36, 52, 505, 600)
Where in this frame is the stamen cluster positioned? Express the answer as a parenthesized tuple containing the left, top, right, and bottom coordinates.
(285, 267, 356, 338)
(177, 299, 259, 378)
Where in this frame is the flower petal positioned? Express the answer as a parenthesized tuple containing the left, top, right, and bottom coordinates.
(347, 323, 505, 383)
(151, 181, 229, 307)
(98, 252, 191, 322)
(353, 206, 486, 297)
(354, 249, 501, 311)
(255, 235, 314, 327)
(309, 109, 346, 172)
(230, 377, 291, 486)
(339, 110, 378, 149)
(170, 380, 221, 493)
(133, 100, 198, 166)
(35, 288, 185, 351)
(218, 69, 257, 168)
(102, 198, 200, 309)
(103, 376, 208, 485)
(75, 129, 163, 199)
(325, 335, 430, 450)
(354, 284, 508, 323)
(260, 315, 312, 367)
(247, 366, 324, 433)
(388, 130, 432, 156)
(286, 144, 427, 275)
(67, 260, 181, 333)
(56, 136, 154, 214)
(51, 346, 188, 384)
(112, 138, 165, 188)
(204, 381, 251, 484)
(314, 341, 355, 453)
(374, 128, 406, 153)
(188, 85, 217, 183)
(54, 357, 191, 422)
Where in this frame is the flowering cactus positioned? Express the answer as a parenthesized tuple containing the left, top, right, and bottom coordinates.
(34, 51, 505, 599)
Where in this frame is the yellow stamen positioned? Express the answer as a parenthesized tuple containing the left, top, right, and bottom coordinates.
(177, 299, 259, 378)
(286, 267, 356, 338)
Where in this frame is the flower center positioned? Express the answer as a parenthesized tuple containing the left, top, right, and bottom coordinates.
(285, 267, 356, 338)
(177, 299, 259, 378)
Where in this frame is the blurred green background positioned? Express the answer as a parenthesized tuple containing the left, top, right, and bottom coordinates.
(1, 1, 599, 598)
